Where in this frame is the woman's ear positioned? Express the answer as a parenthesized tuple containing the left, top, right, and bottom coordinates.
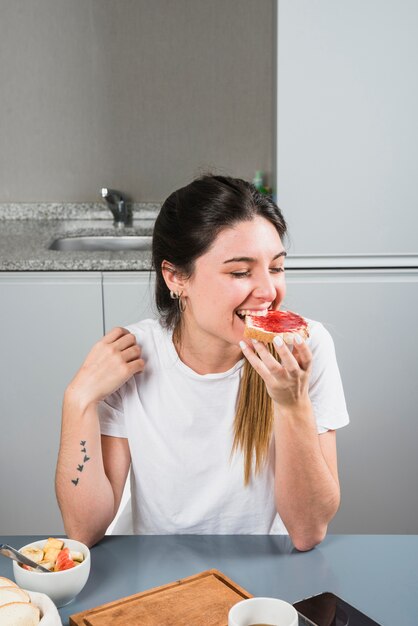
(161, 261, 188, 295)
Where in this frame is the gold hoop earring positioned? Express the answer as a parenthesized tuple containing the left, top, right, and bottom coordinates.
(178, 297, 186, 313)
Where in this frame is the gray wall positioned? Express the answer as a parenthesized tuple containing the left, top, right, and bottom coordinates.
(0, 0, 274, 203)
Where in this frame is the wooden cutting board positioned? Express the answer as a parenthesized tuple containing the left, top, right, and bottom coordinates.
(69, 569, 252, 626)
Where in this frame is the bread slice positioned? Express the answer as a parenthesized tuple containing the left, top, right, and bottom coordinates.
(0, 577, 18, 588)
(244, 309, 309, 344)
(0, 601, 40, 625)
(0, 586, 30, 606)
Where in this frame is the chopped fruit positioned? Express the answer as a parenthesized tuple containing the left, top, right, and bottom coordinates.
(21, 548, 43, 564)
(43, 538, 64, 552)
(44, 547, 61, 565)
(39, 560, 54, 571)
(70, 551, 84, 563)
(18, 538, 84, 572)
(54, 548, 76, 572)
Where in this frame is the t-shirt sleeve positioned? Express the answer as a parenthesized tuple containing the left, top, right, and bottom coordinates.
(97, 387, 127, 438)
(307, 321, 350, 434)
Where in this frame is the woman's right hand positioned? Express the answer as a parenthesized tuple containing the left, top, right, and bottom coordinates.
(66, 327, 144, 410)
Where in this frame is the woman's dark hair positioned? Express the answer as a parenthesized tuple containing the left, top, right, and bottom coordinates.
(152, 174, 287, 329)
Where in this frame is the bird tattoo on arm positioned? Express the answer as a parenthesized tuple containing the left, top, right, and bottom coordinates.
(71, 441, 91, 486)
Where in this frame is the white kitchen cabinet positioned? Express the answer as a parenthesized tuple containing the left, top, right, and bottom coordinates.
(285, 269, 418, 533)
(0, 273, 103, 534)
(0, 271, 156, 535)
(101, 272, 157, 533)
(3, 267, 416, 535)
(102, 272, 156, 332)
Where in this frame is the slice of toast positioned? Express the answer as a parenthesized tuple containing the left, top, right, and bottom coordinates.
(0, 577, 18, 588)
(244, 309, 309, 344)
(0, 586, 30, 606)
(0, 601, 40, 625)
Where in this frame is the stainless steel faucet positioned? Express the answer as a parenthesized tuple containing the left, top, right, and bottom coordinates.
(101, 188, 132, 227)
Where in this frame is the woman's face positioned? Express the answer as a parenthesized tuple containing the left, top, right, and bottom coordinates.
(182, 216, 287, 347)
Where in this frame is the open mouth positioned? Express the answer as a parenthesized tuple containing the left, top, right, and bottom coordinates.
(235, 306, 272, 321)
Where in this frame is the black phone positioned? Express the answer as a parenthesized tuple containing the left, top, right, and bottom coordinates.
(293, 591, 382, 626)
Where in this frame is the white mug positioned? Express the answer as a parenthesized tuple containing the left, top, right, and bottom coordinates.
(228, 597, 299, 626)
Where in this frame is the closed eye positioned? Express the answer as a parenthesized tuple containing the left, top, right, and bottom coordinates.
(230, 267, 284, 278)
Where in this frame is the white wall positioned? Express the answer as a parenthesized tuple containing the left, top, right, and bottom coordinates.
(277, 0, 418, 256)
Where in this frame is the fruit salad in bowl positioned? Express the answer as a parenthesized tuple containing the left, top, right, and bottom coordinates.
(13, 538, 90, 607)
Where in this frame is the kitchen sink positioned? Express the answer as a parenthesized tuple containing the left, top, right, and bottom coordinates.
(49, 235, 152, 252)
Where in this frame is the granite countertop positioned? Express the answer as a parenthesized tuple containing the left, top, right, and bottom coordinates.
(3, 203, 417, 272)
(0, 203, 160, 271)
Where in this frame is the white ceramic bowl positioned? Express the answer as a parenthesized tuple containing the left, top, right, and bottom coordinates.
(12, 538, 90, 608)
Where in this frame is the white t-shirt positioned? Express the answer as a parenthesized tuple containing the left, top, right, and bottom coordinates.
(98, 318, 349, 535)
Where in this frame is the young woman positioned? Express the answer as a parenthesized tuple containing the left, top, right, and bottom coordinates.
(56, 175, 349, 550)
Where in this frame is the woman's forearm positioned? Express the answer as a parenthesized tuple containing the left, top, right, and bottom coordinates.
(55, 391, 115, 547)
(273, 400, 340, 551)
(56, 328, 143, 546)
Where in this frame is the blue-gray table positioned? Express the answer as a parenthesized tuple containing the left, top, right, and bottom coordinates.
(1, 535, 417, 625)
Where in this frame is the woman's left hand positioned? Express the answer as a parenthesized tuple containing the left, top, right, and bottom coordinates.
(240, 335, 312, 410)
